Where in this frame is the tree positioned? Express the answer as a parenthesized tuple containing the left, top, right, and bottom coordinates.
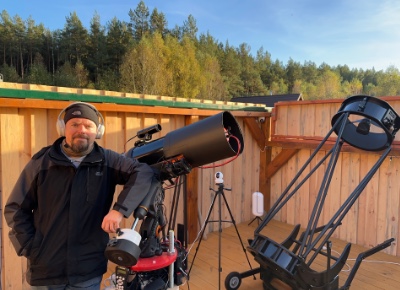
(87, 12, 107, 84)
(129, 1, 150, 42)
(375, 66, 400, 96)
(285, 58, 302, 93)
(269, 59, 286, 91)
(149, 8, 168, 37)
(182, 15, 198, 40)
(197, 32, 223, 59)
(256, 47, 273, 91)
(314, 70, 342, 99)
(220, 42, 244, 98)
(25, 17, 46, 70)
(96, 68, 120, 91)
(169, 24, 183, 40)
(106, 17, 132, 73)
(335, 64, 352, 83)
(26, 53, 52, 85)
(364, 82, 377, 96)
(13, 15, 26, 79)
(120, 33, 171, 95)
(53, 61, 79, 87)
(0, 63, 21, 82)
(0, 10, 13, 65)
(270, 78, 288, 95)
(60, 12, 89, 65)
(197, 52, 225, 100)
(292, 79, 302, 94)
(360, 68, 378, 92)
(302, 61, 318, 84)
(300, 82, 318, 100)
(196, 33, 225, 99)
(341, 78, 363, 96)
(74, 59, 89, 88)
(238, 43, 266, 95)
(164, 36, 201, 98)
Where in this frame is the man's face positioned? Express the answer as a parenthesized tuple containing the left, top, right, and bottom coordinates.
(64, 118, 97, 153)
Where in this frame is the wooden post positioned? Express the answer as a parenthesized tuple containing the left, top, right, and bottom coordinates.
(184, 115, 199, 244)
(259, 117, 272, 211)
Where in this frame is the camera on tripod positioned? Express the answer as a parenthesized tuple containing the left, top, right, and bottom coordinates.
(215, 172, 224, 184)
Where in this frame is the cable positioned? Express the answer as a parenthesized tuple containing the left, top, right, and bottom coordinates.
(199, 134, 241, 169)
(183, 195, 216, 262)
(123, 134, 138, 153)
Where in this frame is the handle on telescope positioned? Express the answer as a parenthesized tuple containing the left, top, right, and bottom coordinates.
(133, 177, 161, 220)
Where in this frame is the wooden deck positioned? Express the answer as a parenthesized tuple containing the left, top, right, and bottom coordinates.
(104, 220, 400, 289)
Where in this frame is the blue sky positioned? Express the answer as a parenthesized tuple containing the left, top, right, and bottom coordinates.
(3, 0, 400, 71)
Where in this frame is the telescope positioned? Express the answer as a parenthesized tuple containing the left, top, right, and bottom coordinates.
(126, 111, 244, 181)
(105, 111, 245, 275)
(229, 95, 400, 290)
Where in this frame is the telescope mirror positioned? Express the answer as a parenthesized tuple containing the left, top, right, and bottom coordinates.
(331, 95, 400, 151)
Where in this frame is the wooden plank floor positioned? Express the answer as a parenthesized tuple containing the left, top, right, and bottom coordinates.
(104, 220, 400, 289)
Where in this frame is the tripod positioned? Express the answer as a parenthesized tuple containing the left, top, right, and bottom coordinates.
(248, 215, 262, 226)
(188, 178, 255, 290)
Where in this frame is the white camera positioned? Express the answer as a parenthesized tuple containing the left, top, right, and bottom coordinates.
(215, 172, 224, 184)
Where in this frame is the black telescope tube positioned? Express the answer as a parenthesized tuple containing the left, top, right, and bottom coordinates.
(127, 111, 244, 173)
(163, 111, 243, 167)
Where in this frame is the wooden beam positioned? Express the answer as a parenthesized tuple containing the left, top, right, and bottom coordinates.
(268, 137, 400, 155)
(265, 148, 299, 179)
(244, 117, 266, 149)
(185, 115, 200, 244)
(259, 117, 272, 211)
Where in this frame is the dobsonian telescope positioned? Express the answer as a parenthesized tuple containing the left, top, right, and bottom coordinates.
(225, 95, 400, 290)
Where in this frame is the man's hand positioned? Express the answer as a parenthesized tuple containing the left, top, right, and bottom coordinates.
(102, 210, 124, 233)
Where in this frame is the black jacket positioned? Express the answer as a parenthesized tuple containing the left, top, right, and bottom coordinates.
(4, 137, 154, 286)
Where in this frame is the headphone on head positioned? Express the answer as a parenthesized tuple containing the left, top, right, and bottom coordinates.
(56, 102, 105, 139)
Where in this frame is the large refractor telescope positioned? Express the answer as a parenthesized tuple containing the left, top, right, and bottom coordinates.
(126, 111, 244, 180)
(105, 112, 244, 273)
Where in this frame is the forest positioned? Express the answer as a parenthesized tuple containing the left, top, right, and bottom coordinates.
(1, 1, 400, 101)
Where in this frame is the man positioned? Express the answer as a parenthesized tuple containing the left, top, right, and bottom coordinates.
(4, 102, 154, 289)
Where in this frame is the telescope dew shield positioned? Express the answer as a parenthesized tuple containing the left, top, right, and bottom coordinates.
(164, 111, 244, 167)
(127, 111, 244, 178)
(331, 95, 400, 151)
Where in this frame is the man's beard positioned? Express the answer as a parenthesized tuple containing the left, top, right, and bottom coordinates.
(70, 135, 91, 155)
(70, 140, 90, 153)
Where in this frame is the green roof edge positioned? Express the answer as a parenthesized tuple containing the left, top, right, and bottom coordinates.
(0, 87, 267, 112)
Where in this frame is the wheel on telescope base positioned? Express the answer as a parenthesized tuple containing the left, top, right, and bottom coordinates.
(225, 271, 242, 290)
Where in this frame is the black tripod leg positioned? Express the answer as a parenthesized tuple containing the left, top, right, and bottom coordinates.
(248, 216, 262, 225)
(218, 187, 223, 290)
(188, 189, 219, 275)
(221, 190, 256, 280)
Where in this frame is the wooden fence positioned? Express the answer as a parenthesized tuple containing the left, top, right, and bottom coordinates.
(0, 83, 268, 289)
(2, 82, 400, 289)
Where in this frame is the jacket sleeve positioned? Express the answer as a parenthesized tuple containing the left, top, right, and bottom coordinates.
(109, 151, 155, 218)
(4, 160, 38, 257)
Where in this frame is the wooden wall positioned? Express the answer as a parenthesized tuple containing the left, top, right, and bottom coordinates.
(0, 83, 267, 289)
(268, 97, 400, 256)
(4, 83, 400, 289)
